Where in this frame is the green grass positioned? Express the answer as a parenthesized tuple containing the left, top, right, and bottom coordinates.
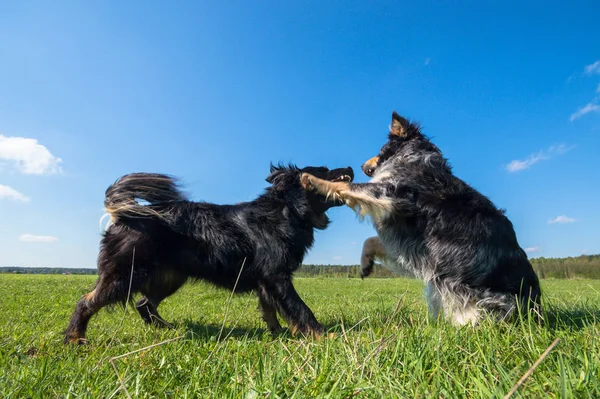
(1, 275, 599, 398)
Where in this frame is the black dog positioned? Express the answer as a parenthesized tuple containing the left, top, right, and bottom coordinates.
(301, 112, 541, 325)
(64, 165, 353, 344)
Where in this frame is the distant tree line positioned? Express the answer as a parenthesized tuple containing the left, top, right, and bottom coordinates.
(298, 254, 600, 279)
(530, 254, 600, 279)
(297, 264, 413, 278)
(0, 267, 97, 275)
(1, 254, 599, 279)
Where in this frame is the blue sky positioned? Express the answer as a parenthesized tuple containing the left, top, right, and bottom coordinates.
(0, 1, 599, 268)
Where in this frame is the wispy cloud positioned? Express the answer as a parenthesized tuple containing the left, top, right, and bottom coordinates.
(584, 60, 600, 75)
(19, 234, 59, 243)
(0, 184, 30, 202)
(505, 144, 573, 172)
(332, 255, 343, 261)
(570, 61, 600, 121)
(548, 215, 576, 224)
(0, 135, 62, 175)
(424, 58, 431, 66)
(570, 103, 600, 121)
(506, 153, 547, 172)
(524, 246, 540, 253)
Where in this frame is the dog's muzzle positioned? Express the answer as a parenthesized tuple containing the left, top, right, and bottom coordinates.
(361, 156, 379, 177)
(361, 164, 375, 177)
(329, 166, 354, 183)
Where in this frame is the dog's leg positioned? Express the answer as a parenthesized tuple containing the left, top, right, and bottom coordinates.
(451, 302, 480, 326)
(137, 270, 187, 328)
(300, 174, 414, 221)
(439, 286, 480, 327)
(135, 297, 173, 328)
(257, 284, 283, 334)
(477, 291, 520, 323)
(360, 236, 387, 278)
(64, 274, 139, 344)
(424, 281, 442, 321)
(64, 290, 100, 345)
(262, 277, 324, 337)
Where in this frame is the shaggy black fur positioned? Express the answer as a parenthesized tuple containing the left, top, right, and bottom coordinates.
(301, 112, 541, 325)
(64, 164, 353, 344)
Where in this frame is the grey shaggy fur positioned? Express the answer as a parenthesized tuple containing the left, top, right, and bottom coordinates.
(302, 112, 541, 325)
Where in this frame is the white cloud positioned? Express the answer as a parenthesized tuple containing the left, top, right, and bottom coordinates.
(570, 103, 600, 121)
(569, 61, 600, 120)
(506, 153, 548, 172)
(548, 215, 576, 224)
(19, 234, 59, 243)
(506, 144, 573, 172)
(424, 58, 431, 66)
(332, 256, 343, 261)
(524, 246, 540, 253)
(0, 135, 62, 174)
(350, 241, 357, 246)
(584, 60, 600, 75)
(0, 184, 30, 202)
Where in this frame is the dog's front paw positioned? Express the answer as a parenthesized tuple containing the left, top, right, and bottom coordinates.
(360, 264, 374, 279)
(300, 173, 315, 190)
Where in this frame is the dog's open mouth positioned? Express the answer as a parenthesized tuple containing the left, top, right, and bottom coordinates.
(327, 167, 354, 184)
(331, 174, 353, 183)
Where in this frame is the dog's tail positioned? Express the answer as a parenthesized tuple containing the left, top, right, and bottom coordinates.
(104, 173, 186, 223)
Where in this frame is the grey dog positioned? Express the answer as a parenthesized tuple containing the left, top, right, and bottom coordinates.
(301, 112, 541, 325)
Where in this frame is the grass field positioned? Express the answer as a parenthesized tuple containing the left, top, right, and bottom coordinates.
(1, 275, 599, 398)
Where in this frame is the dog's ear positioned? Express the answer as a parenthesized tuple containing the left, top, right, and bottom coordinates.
(390, 111, 411, 137)
(266, 163, 283, 183)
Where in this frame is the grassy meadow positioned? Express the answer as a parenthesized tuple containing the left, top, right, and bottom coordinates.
(0, 274, 599, 398)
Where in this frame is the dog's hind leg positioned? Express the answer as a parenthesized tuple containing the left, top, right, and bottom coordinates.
(477, 291, 519, 322)
(136, 297, 170, 327)
(64, 273, 140, 344)
(137, 270, 187, 328)
(64, 289, 99, 345)
(439, 286, 481, 327)
(450, 301, 480, 326)
(261, 276, 324, 337)
(257, 284, 283, 334)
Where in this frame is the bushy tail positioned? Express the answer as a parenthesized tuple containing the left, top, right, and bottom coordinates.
(104, 173, 186, 222)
